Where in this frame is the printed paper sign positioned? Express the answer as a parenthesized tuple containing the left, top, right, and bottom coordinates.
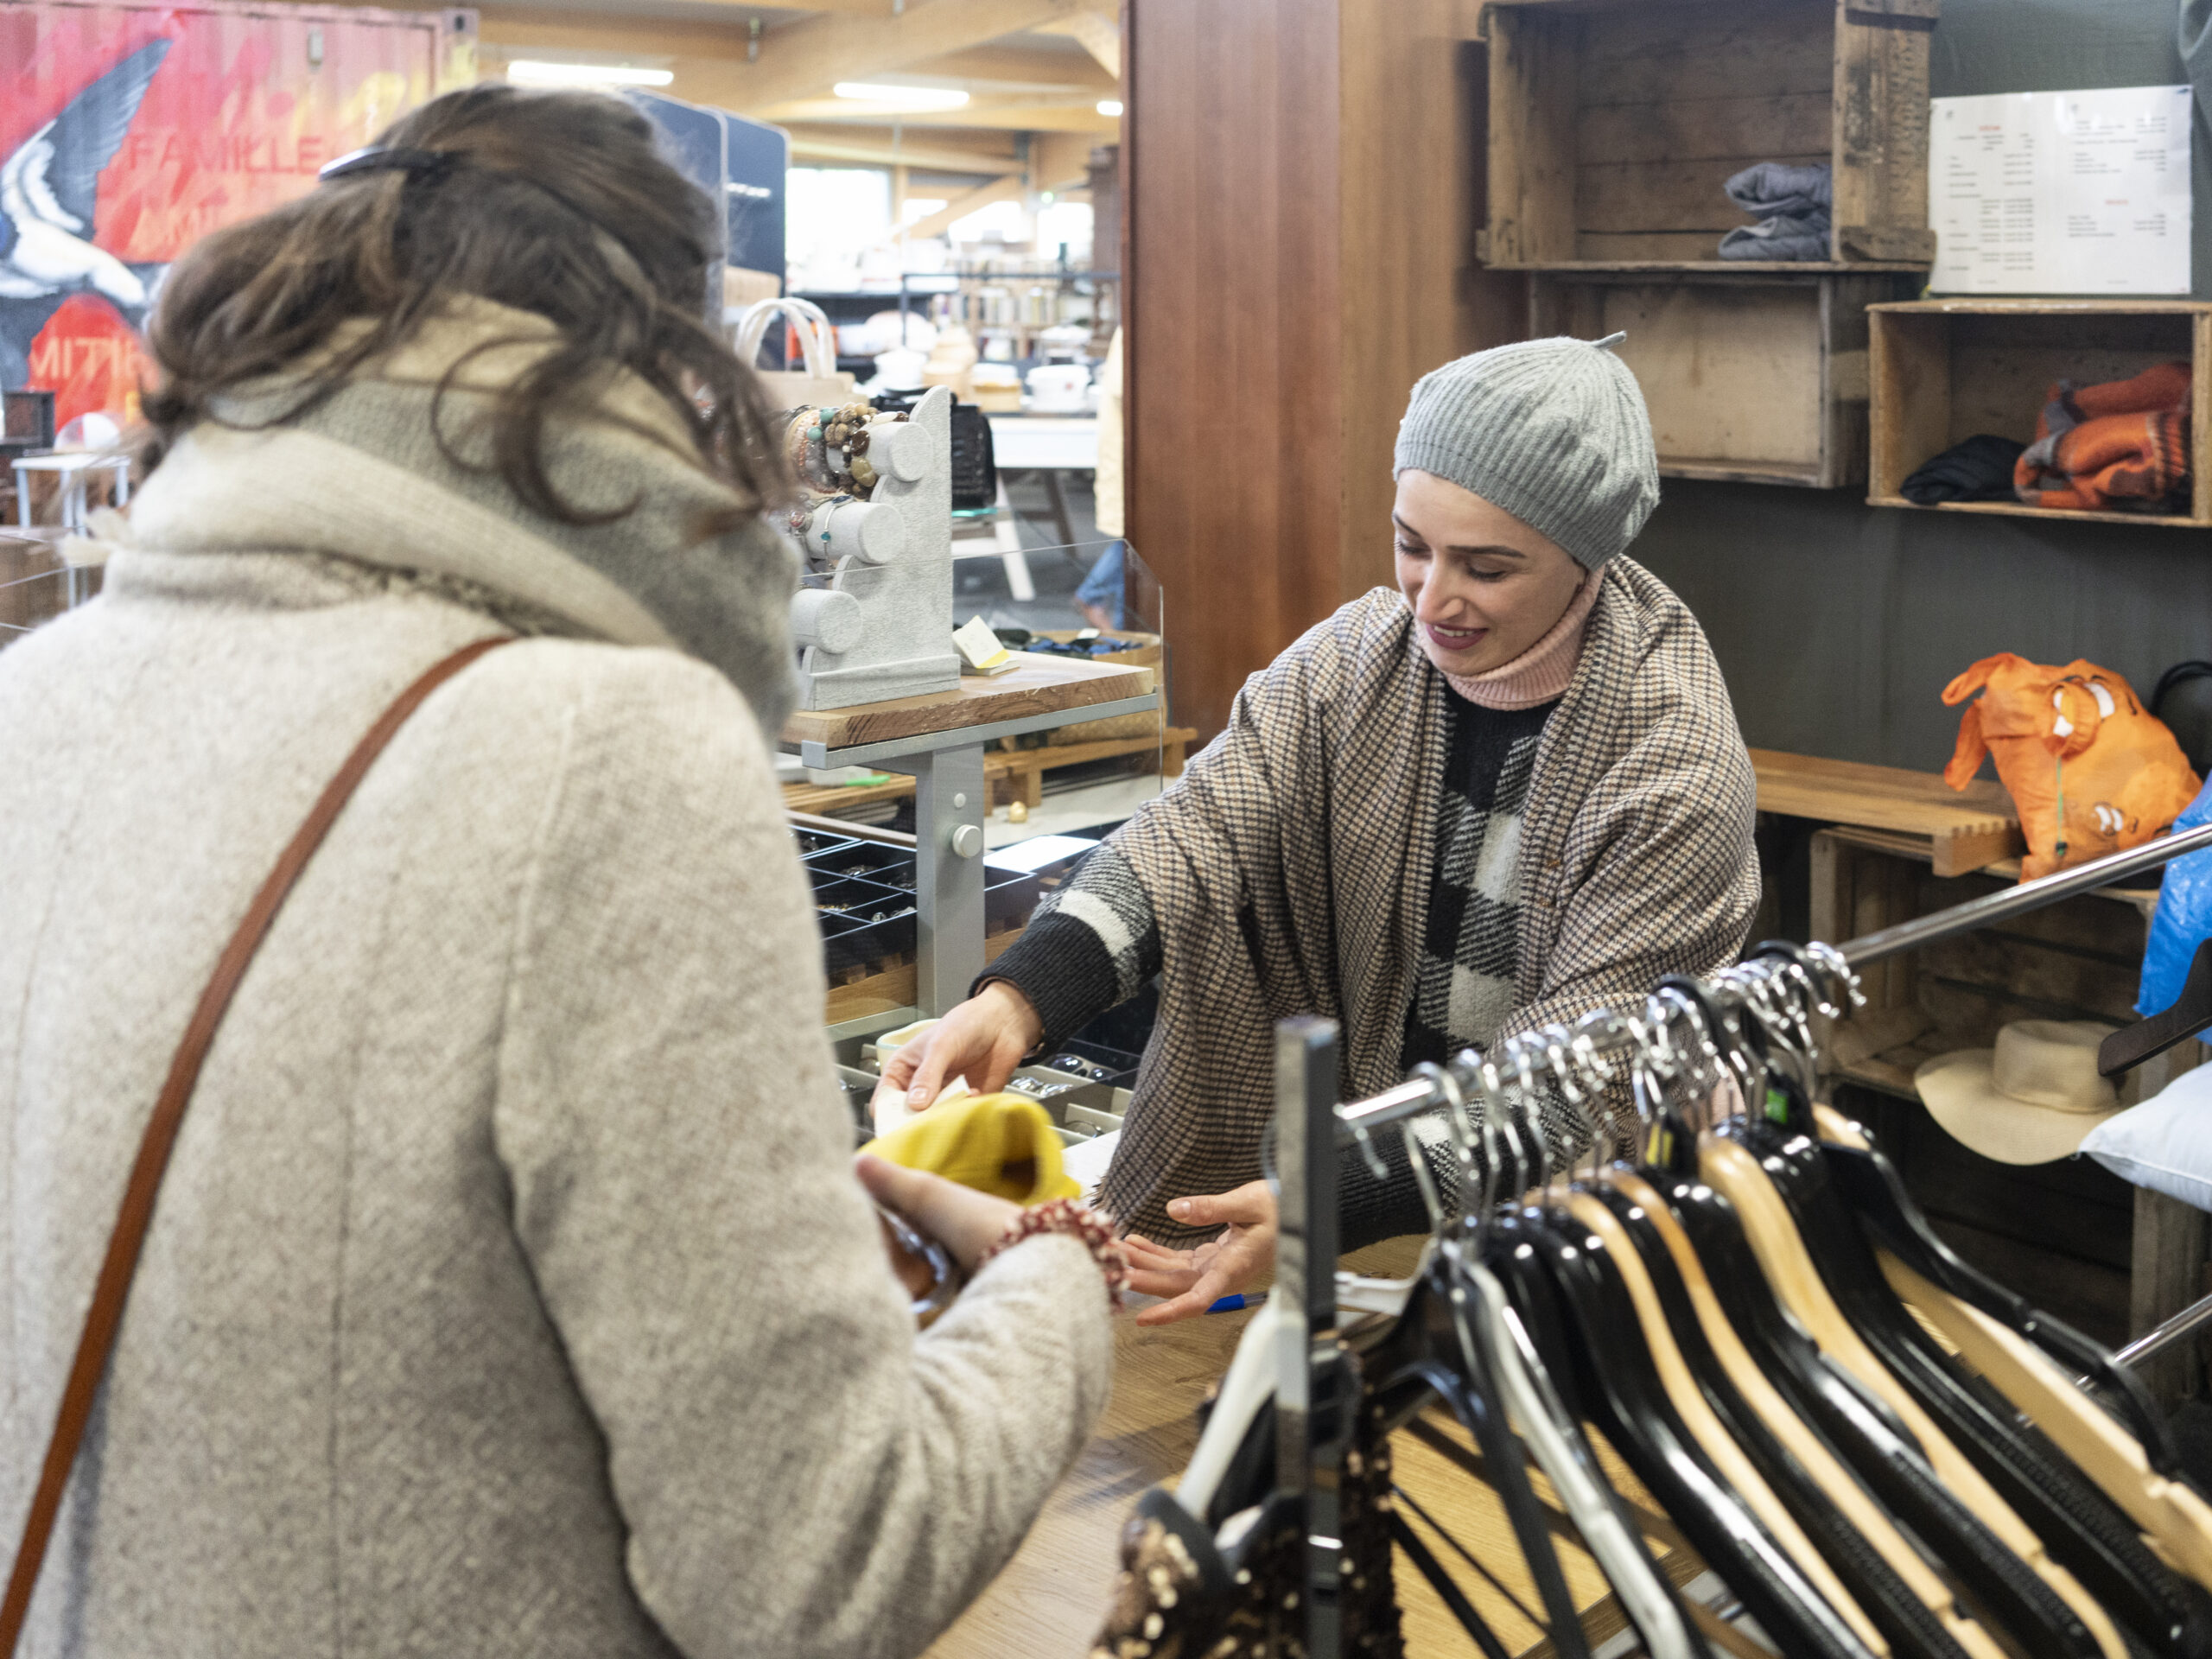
(1929, 85, 2193, 296)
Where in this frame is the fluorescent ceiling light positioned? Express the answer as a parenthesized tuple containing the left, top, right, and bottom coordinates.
(834, 81, 970, 110)
(507, 60, 673, 88)
(1096, 99, 1124, 118)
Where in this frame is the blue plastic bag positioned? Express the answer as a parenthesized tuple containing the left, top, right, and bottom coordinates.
(2141, 774, 2212, 1014)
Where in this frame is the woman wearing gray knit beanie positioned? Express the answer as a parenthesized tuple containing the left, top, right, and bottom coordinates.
(880, 336, 1758, 1312)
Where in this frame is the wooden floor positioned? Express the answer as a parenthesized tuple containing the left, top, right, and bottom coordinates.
(925, 1241, 1696, 1658)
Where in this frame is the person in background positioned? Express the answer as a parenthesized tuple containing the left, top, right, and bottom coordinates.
(1075, 325, 1125, 630)
(878, 335, 1760, 1319)
(0, 86, 1114, 1658)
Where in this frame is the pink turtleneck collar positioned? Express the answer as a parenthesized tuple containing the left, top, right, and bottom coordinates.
(1437, 567, 1604, 710)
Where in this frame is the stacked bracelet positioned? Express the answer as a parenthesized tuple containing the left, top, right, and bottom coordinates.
(978, 1198, 1128, 1309)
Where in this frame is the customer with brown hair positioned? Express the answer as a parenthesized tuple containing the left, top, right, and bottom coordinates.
(0, 86, 1114, 1658)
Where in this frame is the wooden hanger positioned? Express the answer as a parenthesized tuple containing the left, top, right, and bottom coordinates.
(1810, 1105, 2184, 1474)
(1751, 1107, 2194, 1652)
(1488, 1191, 1878, 1659)
(1561, 1190, 1890, 1656)
(1698, 1133, 2131, 1659)
(1606, 1170, 2009, 1659)
(1879, 1249, 2212, 1590)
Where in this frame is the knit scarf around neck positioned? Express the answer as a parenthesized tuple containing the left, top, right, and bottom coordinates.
(1440, 567, 1603, 709)
(117, 295, 801, 734)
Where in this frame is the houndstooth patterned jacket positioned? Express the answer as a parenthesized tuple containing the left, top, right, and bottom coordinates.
(1070, 559, 1758, 1243)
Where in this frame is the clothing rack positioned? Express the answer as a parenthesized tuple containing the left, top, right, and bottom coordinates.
(1275, 819, 2212, 1659)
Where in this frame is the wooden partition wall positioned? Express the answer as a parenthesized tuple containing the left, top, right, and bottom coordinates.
(1124, 0, 1522, 740)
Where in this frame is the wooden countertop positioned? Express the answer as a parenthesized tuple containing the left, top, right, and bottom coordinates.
(925, 1240, 1693, 1658)
(784, 653, 1155, 754)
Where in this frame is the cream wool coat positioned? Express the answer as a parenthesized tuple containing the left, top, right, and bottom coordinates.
(0, 314, 1111, 1659)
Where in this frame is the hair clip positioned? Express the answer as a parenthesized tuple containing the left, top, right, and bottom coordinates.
(319, 146, 455, 184)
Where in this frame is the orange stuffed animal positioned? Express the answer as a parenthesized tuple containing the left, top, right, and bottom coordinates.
(1944, 654, 2201, 880)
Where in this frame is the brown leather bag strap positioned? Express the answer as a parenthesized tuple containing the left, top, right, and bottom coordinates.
(0, 635, 512, 1650)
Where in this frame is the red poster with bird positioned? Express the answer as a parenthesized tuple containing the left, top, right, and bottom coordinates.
(2, 1, 474, 430)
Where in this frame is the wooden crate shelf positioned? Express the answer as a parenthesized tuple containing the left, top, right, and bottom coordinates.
(1479, 0, 1938, 270)
(1811, 824, 2163, 1102)
(1534, 269, 1919, 487)
(1869, 300, 2212, 526)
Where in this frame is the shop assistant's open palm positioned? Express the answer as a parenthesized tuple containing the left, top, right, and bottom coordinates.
(1122, 1180, 1278, 1325)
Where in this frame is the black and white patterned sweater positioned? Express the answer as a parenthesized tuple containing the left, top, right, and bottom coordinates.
(987, 685, 1558, 1248)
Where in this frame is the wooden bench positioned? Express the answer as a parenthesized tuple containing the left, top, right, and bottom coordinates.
(1751, 747, 2023, 876)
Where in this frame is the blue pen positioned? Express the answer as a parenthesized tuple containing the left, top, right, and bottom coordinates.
(1205, 1293, 1266, 1314)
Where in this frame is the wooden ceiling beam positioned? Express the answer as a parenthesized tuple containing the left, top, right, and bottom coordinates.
(691, 0, 1091, 112)
(487, 0, 903, 14)
(1032, 129, 1103, 189)
(786, 132, 1020, 173)
(898, 42, 1117, 91)
(889, 174, 1027, 240)
(762, 95, 1117, 132)
(473, 11, 744, 60)
(1037, 6, 1120, 79)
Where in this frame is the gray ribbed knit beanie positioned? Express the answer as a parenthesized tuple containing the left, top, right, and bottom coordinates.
(1392, 334, 1659, 569)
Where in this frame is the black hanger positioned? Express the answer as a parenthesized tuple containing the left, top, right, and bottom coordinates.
(1586, 1181, 1976, 1659)
(1740, 943, 2187, 1477)
(1685, 989, 2104, 1659)
(1649, 1153, 2123, 1659)
(1739, 1105, 2198, 1658)
(1360, 1255, 1594, 1659)
(1488, 1197, 1881, 1659)
(1809, 1114, 2183, 1473)
(1388, 1505, 1516, 1659)
(2101, 938, 2212, 1078)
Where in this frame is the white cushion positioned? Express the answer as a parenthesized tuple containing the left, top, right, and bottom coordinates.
(2081, 1064, 2212, 1212)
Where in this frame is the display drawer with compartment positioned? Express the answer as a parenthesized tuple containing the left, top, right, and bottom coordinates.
(1532, 267, 1916, 486)
(791, 816, 1045, 1020)
(1869, 300, 2212, 526)
(1479, 0, 1937, 271)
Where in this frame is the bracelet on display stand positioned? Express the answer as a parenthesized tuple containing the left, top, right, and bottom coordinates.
(978, 1199, 1128, 1309)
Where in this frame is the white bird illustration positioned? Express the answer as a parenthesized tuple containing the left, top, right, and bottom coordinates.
(1, 38, 174, 388)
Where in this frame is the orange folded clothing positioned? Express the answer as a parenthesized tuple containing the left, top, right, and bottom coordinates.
(2013, 360, 2192, 512)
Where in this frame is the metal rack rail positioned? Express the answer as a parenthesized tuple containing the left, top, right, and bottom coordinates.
(1276, 820, 2212, 1659)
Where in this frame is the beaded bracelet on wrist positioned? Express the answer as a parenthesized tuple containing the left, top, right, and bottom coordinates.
(977, 1199, 1128, 1310)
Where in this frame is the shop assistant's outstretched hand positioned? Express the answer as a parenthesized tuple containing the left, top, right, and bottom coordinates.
(1122, 1181, 1278, 1325)
(854, 1152, 1023, 1274)
(868, 980, 1044, 1126)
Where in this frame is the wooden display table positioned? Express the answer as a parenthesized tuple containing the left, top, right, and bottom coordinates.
(786, 725, 1198, 818)
(1751, 747, 2022, 877)
(784, 652, 1155, 756)
(783, 654, 1160, 1023)
(926, 1241, 1702, 1659)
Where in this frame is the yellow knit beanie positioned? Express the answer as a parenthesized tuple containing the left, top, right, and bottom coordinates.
(861, 1093, 1082, 1205)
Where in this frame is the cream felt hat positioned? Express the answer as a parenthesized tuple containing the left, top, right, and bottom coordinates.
(1913, 1020, 2124, 1166)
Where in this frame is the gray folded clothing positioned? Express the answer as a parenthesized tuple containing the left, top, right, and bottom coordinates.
(1719, 217, 1831, 260)
(1725, 161, 1832, 219)
(1718, 161, 1832, 261)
